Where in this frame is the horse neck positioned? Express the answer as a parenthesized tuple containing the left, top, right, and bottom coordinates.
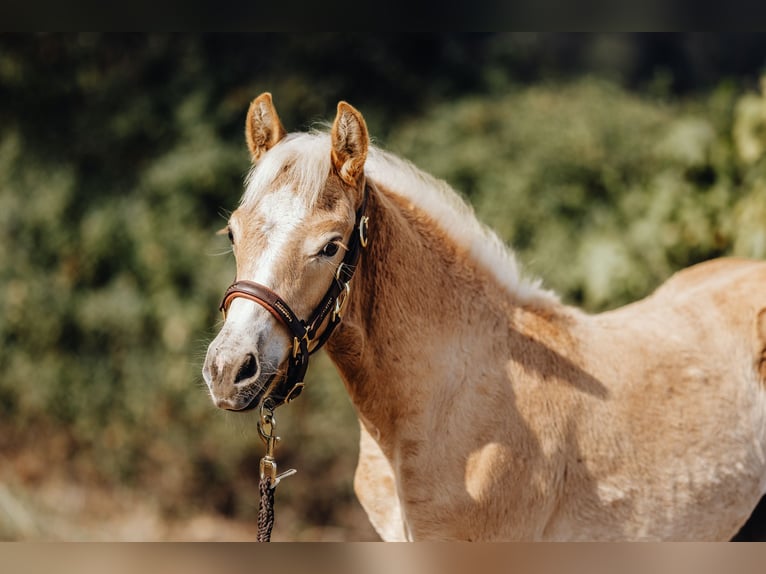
(325, 179, 565, 448)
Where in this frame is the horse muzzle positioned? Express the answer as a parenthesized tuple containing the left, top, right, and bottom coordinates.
(203, 340, 280, 411)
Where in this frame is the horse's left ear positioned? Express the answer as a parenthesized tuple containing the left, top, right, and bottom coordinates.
(331, 101, 369, 186)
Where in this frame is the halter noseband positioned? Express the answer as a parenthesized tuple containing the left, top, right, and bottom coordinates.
(219, 183, 371, 408)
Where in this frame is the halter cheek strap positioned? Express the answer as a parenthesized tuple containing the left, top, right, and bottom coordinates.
(218, 182, 371, 408)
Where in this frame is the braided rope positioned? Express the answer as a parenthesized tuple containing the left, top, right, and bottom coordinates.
(257, 475, 276, 542)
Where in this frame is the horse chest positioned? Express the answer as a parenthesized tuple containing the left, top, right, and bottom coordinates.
(356, 425, 561, 540)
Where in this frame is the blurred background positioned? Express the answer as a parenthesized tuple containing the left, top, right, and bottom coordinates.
(1, 33, 766, 541)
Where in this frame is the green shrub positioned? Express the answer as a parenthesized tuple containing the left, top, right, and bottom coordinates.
(388, 79, 766, 311)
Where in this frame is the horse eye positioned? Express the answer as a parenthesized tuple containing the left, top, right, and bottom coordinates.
(321, 242, 339, 257)
(227, 228, 234, 244)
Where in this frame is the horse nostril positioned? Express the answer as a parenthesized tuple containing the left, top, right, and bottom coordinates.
(234, 353, 258, 384)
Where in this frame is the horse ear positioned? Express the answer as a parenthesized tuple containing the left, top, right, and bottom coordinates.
(331, 101, 369, 186)
(245, 92, 287, 162)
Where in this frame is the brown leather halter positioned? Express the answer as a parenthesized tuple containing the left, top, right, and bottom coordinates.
(219, 183, 371, 408)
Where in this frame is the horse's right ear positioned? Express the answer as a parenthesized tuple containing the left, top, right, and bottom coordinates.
(245, 92, 287, 162)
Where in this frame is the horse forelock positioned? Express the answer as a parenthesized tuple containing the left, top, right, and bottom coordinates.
(240, 130, 558, 307)
(241, 133, 332, 210)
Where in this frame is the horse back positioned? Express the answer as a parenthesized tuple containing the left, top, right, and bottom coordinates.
(655, 257, 766, 302)
(600, 258, 766, 360)
(548, 258, 766, 539)
(651, 257, 766, 375)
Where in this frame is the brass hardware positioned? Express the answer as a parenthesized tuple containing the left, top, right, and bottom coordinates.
(359, 215, 369, 248)
(258, 402, 277, 450)
(258, 403, 278, 483)
(284, 382, 305, 403)
(220, 294, 233, 320)
(292, 333, 310, 359)
(260, 456, 277, 484)
(257, 401, 296, 488)
(335, 262, 347, 281)
(259, 454, 296, 488)
(292, 337, 300, 358)
(332, 282, 352, 322)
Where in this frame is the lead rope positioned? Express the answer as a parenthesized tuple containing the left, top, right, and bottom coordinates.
(257, 475, 275, 542)
(256, 401, 296, 542)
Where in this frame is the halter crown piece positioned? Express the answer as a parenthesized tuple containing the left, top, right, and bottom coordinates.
(219, 183, 371, 408)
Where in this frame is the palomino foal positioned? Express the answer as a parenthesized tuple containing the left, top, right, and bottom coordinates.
(203, 93, 766, 541)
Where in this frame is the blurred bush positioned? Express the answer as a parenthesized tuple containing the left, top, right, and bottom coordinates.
(0, 34, 377, 539)
(1, 34, 766, 540)
(390, 79, 766, 311)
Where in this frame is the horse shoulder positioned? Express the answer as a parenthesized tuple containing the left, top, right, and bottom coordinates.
(353, 422, 409, 541)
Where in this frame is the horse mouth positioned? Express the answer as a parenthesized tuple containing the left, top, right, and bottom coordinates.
(222, 374, 277, 412)
(224, 397, 260, 412)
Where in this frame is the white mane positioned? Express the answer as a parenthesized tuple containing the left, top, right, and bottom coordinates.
(366, 146, 558, 306)
(242, 132, 558, 306)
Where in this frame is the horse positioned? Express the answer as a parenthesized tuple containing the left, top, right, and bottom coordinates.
(202, 92, 766, 541)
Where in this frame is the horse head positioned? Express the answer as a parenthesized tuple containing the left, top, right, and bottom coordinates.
(203, 93, 370, 411)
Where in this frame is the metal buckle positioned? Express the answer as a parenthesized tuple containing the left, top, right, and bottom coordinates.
(284, 382, 305, 403)
(359, 215, 369, 248)
(332, 282, 351, 322)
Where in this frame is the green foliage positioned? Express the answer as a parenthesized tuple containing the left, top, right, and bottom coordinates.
(1, 35, 766, 540)
(389, 79, 766, 311)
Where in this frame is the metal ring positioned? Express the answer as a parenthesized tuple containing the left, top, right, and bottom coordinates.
(332, 282, 352, 322)
(335, 262, 347, 281)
